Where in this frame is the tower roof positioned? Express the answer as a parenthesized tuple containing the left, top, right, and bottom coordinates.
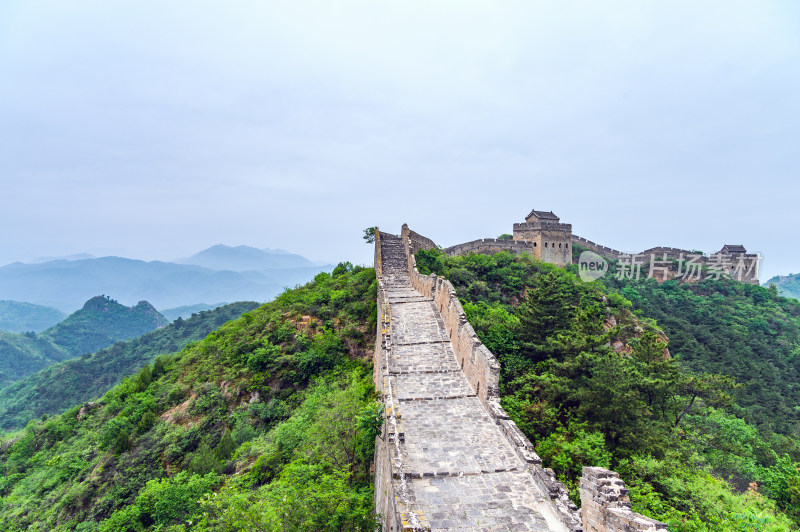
(525, 209, 560, 222)
(721, 244, 747, 254)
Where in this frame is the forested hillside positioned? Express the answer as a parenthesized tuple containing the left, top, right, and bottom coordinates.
(601, 275, 800, 436)
(0, 302, 259, 431)
(0, 263, 379, 531)
(765, 273, 800, 301)
(42, 297, 169, 357)
(159, 303, 228, 322)
(416, 248, 800, 531)
(0, 297, 168, 388)
(0, 301, 65, 333)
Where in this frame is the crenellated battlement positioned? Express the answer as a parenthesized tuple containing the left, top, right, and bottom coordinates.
(436, 209, 760, 285)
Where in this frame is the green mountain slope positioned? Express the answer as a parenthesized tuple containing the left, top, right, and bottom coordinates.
(0, 333, 70, 386)
(416, 248, 799, 530)
(765, 273, 800, 300)
(0, 301, 66, 333)
(0, 297, 168, 389)
(0, 302, 259, 431)
(159, 303, 228, 322)
(0, 263, 378, 531)
(601, 275, 800, 436)
(41, 296, 169, 356)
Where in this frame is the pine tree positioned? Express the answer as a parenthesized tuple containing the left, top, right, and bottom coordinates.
(152, 356, 166, 379)
(516, 270, 579, 362)
(114, 429, 131, 454)
(216, 428, 236, 460)
(134, 364, 152, 392)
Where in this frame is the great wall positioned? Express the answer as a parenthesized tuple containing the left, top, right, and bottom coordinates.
(372, 222, 670, 531)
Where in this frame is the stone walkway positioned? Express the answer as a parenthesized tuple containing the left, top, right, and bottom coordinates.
(378, 234, 563, 531)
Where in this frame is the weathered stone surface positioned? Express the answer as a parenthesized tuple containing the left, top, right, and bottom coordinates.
(374, 231, 578, 531)
(579, 467, 668, 532)
(374, 227, 668, 532)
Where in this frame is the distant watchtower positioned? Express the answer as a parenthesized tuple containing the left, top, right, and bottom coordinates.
(512, 209, 573, 266)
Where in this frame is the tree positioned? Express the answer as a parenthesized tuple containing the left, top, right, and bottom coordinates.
(114, 429, 131, 454)
(152, 356, 166, 379)
(134, 364, 152, 392)
(189, 442, 220, 475)
(362, 226, 378, 244)
(216, 429, 236, 460)
(138, 411, 155, 434)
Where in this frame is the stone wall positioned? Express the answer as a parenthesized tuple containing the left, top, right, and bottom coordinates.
(401, 226, 502, 409)
(571, 235, 624, 260)
(513, 222, 573, 266)
(443, 238, 535, 257)
(405, 227, 438, 255)
(374, 225, 671, 532)
(580, 468, 667, 532)
(373, 230, 429, 531)
(399, 224, 582, 531)
(573, 235, 760, 284)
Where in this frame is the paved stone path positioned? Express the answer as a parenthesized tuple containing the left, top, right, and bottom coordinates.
(379, 234, 563, 531)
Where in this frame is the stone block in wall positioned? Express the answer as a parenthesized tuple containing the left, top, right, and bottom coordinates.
(580, 467, 667, 532)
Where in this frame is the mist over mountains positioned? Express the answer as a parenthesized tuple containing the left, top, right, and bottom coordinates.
(0, 245, 333, 313)
(176, 244, 319, 271)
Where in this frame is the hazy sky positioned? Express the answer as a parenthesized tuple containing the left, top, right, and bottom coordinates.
(1, 1, 798, 280)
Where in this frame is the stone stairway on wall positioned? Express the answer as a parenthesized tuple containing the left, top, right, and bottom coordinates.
(372, 227, 668, 532)
(373, 232, 575, 531)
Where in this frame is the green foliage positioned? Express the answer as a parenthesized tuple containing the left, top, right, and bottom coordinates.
(189, 442, 222, 475)
(0, 264, 379, 531)
(362, 226, 379, 244)
(137, 411, 155, 434)
(764, 273, 800, 301)
(536, 420, 611, 499)
(197, 462, 377, 532)
(197, 371, 380, 531)
(114, 429, 131, 455)
(419, 247, 799, 529)
(601, 276, 800, 435)
(216, 429, 236, 460)
(98, 471, 219, 532)
(0, 300, 65, 333)
(0, 302, 259, 431)
(0, 296, 173, 389)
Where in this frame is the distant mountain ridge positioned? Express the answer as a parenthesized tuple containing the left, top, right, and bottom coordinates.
(0, 245, 332, 313)
(0, 296, 167, 388)
(176, 244, 316, 271)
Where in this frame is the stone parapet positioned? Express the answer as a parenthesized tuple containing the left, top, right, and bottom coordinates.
(443, 238, 535, 257)
(514, 221, 573, 232)
(580, 468, 667, 532)
(399, 224, 582, 531)
(571, 235, 624, 260)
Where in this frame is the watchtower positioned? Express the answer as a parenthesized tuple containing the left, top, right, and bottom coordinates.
(512, 209, 573, 266)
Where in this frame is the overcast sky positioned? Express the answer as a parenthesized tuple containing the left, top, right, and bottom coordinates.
(1, 1, 798, 280)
